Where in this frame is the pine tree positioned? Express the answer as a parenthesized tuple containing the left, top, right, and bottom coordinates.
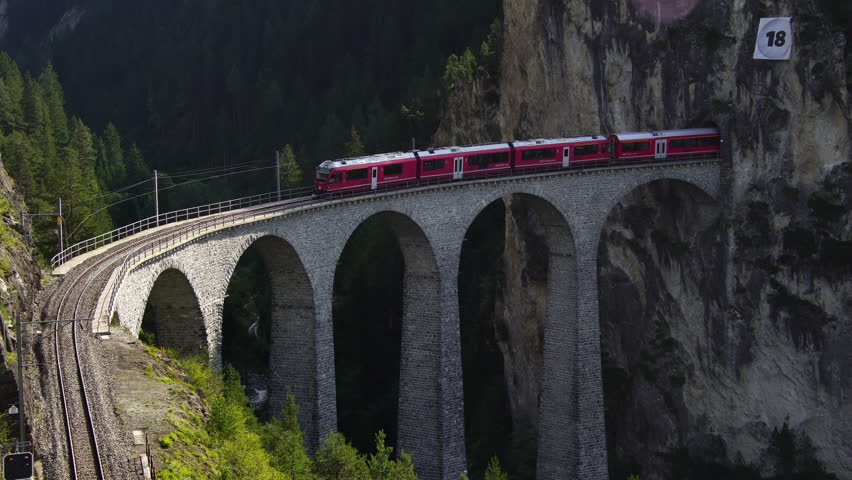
(263, 392, 314, 479)
(101, 122, 126, 189)
(0, 53, 25, 131)
(38, 62, 69, 145)
(313, 432, 369, 479)
(344, 126, 365, 157)
(366, 430, 417, 480)
(1, 131, 39, 196)
(125, 143, 149, 183)
(278, 144, 303, 189)
(66, 118, 112, 239)
(484, 456, 509, 480)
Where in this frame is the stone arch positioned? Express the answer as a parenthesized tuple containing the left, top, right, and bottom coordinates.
(221, 234, 316, 424)
(459, 191, 578, 479)
(143, 267, 208, 354)
(333, 210, 442, 478)
(596, 176, 723, 478)
(597, 171, 721, 233)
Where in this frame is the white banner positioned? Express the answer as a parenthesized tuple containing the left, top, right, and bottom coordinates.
(753, 17, 793, 60)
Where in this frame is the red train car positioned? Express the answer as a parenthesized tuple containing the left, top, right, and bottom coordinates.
(512, 136, 611, 172)
(610, 128, 720, 162)
(314, 127, 720, 195)
(416, 143, 512, 182)
(314, 151, 418, 195)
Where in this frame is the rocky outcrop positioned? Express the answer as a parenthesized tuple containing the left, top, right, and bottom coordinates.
(436, 0, 850, 478)
(0, 156, 41, 328)
(0, 156, 41, 442)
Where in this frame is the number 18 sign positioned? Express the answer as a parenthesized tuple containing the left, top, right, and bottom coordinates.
(753, 17, 792, 60)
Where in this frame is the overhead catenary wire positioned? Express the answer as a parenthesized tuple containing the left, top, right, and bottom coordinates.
(163, 158, 273, 179)
(67, 159, 275, 206)
(66, 163, 278, 240)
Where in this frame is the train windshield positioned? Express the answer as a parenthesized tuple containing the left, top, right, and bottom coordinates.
(317, 170, 329, 181)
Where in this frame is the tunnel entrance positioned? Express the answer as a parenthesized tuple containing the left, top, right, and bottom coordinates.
(140, 268, 207, 354)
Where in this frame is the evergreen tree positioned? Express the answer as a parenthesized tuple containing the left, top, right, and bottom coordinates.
(313, 432, 369, 480)
(263, 392, 314, 480)
(38, 62, 69, 145)
(0, 53, 25, 131)
(101, 122, 126, 189)
(66, 118, 112, 239)
(1, 131, 39, 196)
(344, 126, 365, 158)
(484, 456, 509, 480)
(278, 144, 303, 189)
(366, 431, 417, 480)
(768, 419, 796, 480)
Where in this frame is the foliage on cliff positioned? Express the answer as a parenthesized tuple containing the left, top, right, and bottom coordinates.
(154, 352, 418, 480)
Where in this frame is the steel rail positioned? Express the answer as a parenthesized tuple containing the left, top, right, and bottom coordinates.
(48, 194, 317, 479)
(50, 213, 226, 479)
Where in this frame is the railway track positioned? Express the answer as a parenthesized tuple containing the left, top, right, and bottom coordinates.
(42, 195, 314, 479)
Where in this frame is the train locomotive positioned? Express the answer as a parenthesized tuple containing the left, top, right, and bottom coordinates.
(314, 127, 720, 195)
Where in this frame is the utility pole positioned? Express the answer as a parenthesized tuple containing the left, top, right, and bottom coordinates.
(275, 150, 281, 202)
(154, 169, 159, 226)
(411, 137, 416, 151)
(57, 198, 63, 252)
(15, 317, 25, 451)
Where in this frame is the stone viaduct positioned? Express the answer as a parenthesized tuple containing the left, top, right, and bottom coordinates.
(98, 159, 720, 480)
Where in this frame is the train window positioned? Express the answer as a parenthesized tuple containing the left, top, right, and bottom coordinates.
(574, 144, 598, 156)
(384, 164, 403, 175)
(328, 172, 342, 184)
(697, 136, 720, 147)
(347, 168, 368, 180)
(621, 141, 649, 152)
(670, 138, 692, 149)
(424, 158, 446, 171)
(317, 171, 329, 181)
(469, 152, 509, 167)
(521, 148, 556, 161)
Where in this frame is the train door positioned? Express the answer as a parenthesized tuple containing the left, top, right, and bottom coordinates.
(371, 167, 378, 190)
(562, 146, 570, 167)
(453, 156, 464, 180)
(655, 139, 667, 159)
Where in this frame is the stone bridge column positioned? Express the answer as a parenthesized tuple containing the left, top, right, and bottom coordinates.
(435, 239, 467, 480)
(266, 256, 337, 454)
(397, 229, 466, 480)
(573, 222, 609, 480)
(537, 220, 579, 479)
(311, 263, 338, 451)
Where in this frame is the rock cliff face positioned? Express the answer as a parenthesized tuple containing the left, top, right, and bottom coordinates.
(0, 156, 41, 327)
(0, 157, 41, 427)
(436, 0, 850, 477)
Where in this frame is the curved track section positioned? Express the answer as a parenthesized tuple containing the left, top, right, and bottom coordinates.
(34, 196, 313, 479)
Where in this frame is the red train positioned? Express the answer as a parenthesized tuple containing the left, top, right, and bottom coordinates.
(314, 127, 720, 195)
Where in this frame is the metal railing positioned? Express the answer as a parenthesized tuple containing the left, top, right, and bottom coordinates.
(51, 187, 313, 268)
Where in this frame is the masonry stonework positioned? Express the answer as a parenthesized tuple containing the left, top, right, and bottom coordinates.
(105, 161, 720, 480)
